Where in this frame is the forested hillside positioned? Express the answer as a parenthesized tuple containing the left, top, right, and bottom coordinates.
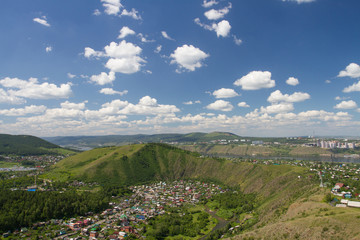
(0, 134, 67, 155)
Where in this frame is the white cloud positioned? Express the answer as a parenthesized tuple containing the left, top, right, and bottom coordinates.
(335, 96, 350, 101)
(93, 9, 101, 16)
(184, 100, 201, 105)
(282, 0, 316, 3)
(206, 100, 233, 111)
(0, 89, 24, 104)
(101, 0, 123, 15)
(260, 103, 294, 114)
(233, 35, 242, 45)
(104, 40, 142, 58)
(33, 17, 50, 27)
(90, 72, 116, 85)
(204, 3, 232, 20)
(84, 47, 104, 58)
(61, 101, 87, 110)
(155, 45, 162, 53)
(286, 77, 299, 86)
(67, 73, 76, 79)
(343, 81, 360, 93)
(212, 88, 239, 98)
(137, 33, 154, 43)
(325, 80, 331, 84)
(234, 71, 275, 90)
(121, 8, 141, 20)
(161, 31, 174, 41)
(100, 88, 128, 95)
(106, 57, 145, 74)
(0, 105, 47, 116)
(85, 40, 145, 74)
(118, 96, 180, 115)
(334, 100, 357, 109)
(194, 18, 231, 38)
(238, 102, 250, 108)
(267, 90, 310, 103)
(338, 63, 360, 78)
(118, 26, 135, 39)
(170, 44, 209, 72)
(212, 20, 231, 37)
(0, 77, 72, 100)
(45, 46, 52, 52)
(202, 0, 218, 8)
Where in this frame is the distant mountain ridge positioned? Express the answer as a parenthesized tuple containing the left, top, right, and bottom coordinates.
(0, 134, 73, 155)
(43, 132, 241, 150)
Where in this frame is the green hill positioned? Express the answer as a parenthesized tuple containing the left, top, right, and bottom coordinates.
(0, 134, 75, 155)
(47, 144, 315, 225)
(47, 143, 360, 239)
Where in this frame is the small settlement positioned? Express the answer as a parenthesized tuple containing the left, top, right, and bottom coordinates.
(5, 180, 226, 239)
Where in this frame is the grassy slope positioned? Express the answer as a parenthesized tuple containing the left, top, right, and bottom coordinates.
(231, 188, 360, 240)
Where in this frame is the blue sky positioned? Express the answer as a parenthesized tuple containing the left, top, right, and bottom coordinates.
(1, 0, 360, 137)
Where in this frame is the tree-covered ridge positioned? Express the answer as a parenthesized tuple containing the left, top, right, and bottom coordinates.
(0, 134, 67, 155)
(0, 185, 131, 232)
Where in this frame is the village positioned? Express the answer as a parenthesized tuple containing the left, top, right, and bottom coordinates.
(2, 180, 227, 239)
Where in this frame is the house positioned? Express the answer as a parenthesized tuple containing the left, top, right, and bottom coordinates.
(348, 201, 360, 208)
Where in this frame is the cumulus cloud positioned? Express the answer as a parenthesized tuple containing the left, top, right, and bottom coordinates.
(84, 40, 145, 74)
(45, 46, 52, 53)
(338, 63, 360, 78)
(170, 45, 209, 72)
(238, 102, 250, 108)
(334, 100, 358, 109)
(194, 18, 231, 38)
(106, 57, 145, 74)
(282, 0, 316, 3)
(33, 17, 50, 27)
(204, 3, 232, 20)
(0, 105, 47, 116)
(104, 40, 142, 58)
(118, 26, 135, 39)
(234, 71, 275, 90)
(343, 81, 360, 93)
(260, 103, 294, 114)
(206, 100, 233, 111)
(84, 47, 104, 58)
(286, 77, 299, 86)
(267, 90, 310, 103)
(121, 8, 141, 20)
(0, 77, 72, 100)
(161, 31, 174, 41)
(0, 89, 24, 104)
(100, 88, 128, 95)
(212, 88, 239, 98)
(90, 72, 116, 85)
(202, 0, 218, 8)
(212, 20, 231, 37)
(61, 101, 87, 110)
(101, 0, 123, 15)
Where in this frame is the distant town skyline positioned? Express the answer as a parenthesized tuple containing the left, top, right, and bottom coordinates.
(1, 0, 360, 137)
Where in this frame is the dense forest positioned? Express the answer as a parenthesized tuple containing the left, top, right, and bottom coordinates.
(0, 186, 131, 233)
(0, 134, 60, 155)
